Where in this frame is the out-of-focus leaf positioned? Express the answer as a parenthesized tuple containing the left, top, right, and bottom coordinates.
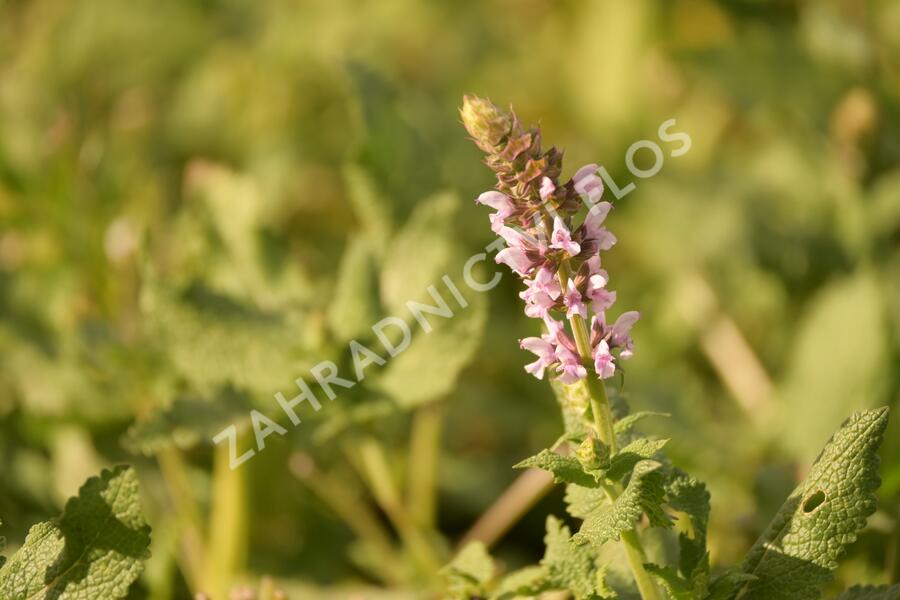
(379, 191, 461, 315)
(123, 387, 255, 455)
(327, 236, 382, 344)
(371, 276, 487, 408)
(141, 278, 313, 395)
(440, 541, 494, 600)
(779, 273, 889, 458)
(831, 585, 900, 600)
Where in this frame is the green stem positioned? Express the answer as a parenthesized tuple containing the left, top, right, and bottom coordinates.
(157, 446, 206, 594)
(408, 402, 443, 528)
(556, 259, 660, 600)
(204, 433, 248, 600)
(621, 530, 663, 600)
(354, 437, 443, 577)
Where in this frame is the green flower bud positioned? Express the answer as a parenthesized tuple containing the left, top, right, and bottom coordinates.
(460, 95, 513, 153)
(576, 435, 610, 472)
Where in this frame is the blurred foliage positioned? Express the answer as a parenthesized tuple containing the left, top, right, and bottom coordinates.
(0, 0, 899, 598)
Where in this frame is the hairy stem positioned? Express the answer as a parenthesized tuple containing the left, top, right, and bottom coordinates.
(557, 260, 660, 600)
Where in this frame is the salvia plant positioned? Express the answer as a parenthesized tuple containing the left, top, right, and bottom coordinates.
(442, 96, 898, 600)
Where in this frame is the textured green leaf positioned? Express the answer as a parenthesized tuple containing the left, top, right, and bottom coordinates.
(441, 541, 494, 600)
(573, 460, 671, 547)
(666, 469, 711, 578)
(565, 484, 610, 521)
(606, 438, 670, 482)
(831, 585, 900, 600)
(0, 466, 151, 600)
(614, 411, 670, 436)
(542, 516, 612, 600)
(736, 408, 889, 600)
(515, 449, 599, 488)
(644, 563, 693, 600)
(491, 566, 549, 600)
(705, 569, 756, 600)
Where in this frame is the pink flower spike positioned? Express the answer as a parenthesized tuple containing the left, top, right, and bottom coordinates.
(550, 217, 581, 256)
(539, 177, 556, 201)
(564, 280, 588, 320)
(592, 339, 616, 379)
(489, 211, 507, 234)
(586, 254, 603, 275)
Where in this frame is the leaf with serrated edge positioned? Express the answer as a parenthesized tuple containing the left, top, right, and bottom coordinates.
(542, 516, 610, 600)
(0, 466, 151, 600)
(440, 541, 494, 599)
(614, 411, 670, 435)
(644, 563, 693, 600)
(830, 585, 900, 600)
(515, 449, 599, 488)
(573, 460, 671, 547)
(606, 438, 670, 481)
(666, 469, 711, 578)
(736, 408, 889, 600)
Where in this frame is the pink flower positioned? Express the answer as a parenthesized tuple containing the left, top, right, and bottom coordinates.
(520, 336, 556, 379)
(520, 266, 562, 318)
(581, 202, 616, 251)
(563, 280, 588, 320)
(592, 339, 616, 379)
(478, 191, 515, 234)
(539, 177, 555, 201)
(550, 217, 581, 256)
(556, 344, 587, 384)
(573, 164, 604, 206)
(477, 190, 515, 215)
(496, 247, 534, 276)
(586, 271, 617, 312)
(610, 311, 639, 359)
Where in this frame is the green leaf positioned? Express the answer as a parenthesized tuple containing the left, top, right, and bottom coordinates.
(705, 569, 756, 600)
(573, 460, 671, 547)
(780, 274, 889, 460)
(141, 278, 314, 395)
(644, 563, 693, 600)
(614, 411, 670, 436)
(371, 277, 487, 408)
(0, 466, 151, 600)
(666, 469, 711, 578)
(515, 449, 599, 488)
(440, 541, 494, 600)
(327, 236, 382, 344)
(542, 516, 612, 600)
(492, 566, 549, 600)
(565, 484, 610, 521)
(831, 585, 900, 600)
(342, 164, 394, 251)
(123, 387, 256, 454)
(736, 407, 890, 600)
(606, 438, 670, 482)
(379, 191, 461, 315)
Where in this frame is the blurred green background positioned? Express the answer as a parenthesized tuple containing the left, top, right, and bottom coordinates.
(1, 0, 899, 598)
